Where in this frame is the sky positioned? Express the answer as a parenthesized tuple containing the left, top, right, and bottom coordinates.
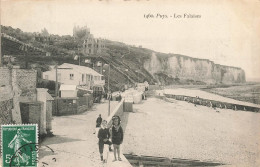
(1, 0, 260, 81)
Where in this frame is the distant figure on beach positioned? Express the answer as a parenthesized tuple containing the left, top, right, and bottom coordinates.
(118, 92, 122, 102)
(98, 120, 113, 162)
(111, 115, 124, 162)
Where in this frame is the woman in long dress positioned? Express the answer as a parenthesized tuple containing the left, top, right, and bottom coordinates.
(8, 129, 31, 165)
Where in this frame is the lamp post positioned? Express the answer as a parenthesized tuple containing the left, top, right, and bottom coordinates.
(0, 34, 2, 67)
(103, 63, 111, 116)
(55, 64, 58, 115)
(135, 70, 139, 83)
(108, 64, 111, 116)
(125, 68, 129, 88)
(77, 46, 81, 66)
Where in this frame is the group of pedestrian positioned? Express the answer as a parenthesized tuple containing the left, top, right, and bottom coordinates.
(95, 114, 124, 163)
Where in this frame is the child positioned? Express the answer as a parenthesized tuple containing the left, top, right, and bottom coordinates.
(98, 120, 112, 161)
(96, 114, 102, 128)
(111, 115, 124, 161)
(93, 114, 102, 134)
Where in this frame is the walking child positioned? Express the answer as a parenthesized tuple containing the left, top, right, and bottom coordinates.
(94, 114, 102, 134)
(111, 115, 124, 161)
(98, 120, 112, 162)
(96, 114, 102, 128)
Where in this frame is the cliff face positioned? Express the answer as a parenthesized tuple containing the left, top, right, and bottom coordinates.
(144, 53, 246, 84)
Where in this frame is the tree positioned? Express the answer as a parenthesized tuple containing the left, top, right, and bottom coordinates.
(41, 28, 49, 36)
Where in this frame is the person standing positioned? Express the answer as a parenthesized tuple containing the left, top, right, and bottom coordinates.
(93, 114, 102, 134)
(98, 120, 113, 162)
(96, 114, 102, 128)
(111, 115, 124, 161)
(118, 92, 122, 102)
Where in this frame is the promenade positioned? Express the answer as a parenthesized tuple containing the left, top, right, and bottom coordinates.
(38, 101, 122, 167)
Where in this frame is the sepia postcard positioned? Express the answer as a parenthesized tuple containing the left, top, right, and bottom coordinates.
(0, 0, 260, 167)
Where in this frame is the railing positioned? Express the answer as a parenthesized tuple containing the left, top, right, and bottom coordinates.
(93, 80, 105, 86)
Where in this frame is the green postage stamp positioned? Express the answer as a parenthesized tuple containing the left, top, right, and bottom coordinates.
(1, 124, 38, 167)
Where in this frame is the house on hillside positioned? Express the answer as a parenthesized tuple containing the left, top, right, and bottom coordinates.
(82, 36, 105, 55)
(73, 25, 105, 55)
(42, 63, 105, 89)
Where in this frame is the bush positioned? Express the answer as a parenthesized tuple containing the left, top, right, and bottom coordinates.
(37, 79, 57, 91)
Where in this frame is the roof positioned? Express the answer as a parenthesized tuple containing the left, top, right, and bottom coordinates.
(59, 63, 103, 77)
(46, 92, 54, 100)
(60, 84, 77, 91)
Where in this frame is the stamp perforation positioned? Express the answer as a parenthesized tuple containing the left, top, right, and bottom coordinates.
(1, 124, 39, 167)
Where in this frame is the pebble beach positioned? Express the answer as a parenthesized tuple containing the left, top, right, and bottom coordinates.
(123, 97, 260, 166)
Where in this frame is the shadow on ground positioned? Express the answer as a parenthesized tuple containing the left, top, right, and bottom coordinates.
(40, 135, 85, 146)
(39, 135, 85, 160)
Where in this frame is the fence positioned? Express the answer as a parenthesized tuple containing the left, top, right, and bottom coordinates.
(53, 94, 93, 116)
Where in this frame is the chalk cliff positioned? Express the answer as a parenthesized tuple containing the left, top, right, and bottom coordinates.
(144, 53, 246, 84)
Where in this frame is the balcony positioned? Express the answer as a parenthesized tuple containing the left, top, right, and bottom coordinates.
(93, 80, 105, 86)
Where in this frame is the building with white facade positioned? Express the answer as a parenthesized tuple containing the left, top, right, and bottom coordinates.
(59, 85, 78, 98)
(42, 63, 105, 89)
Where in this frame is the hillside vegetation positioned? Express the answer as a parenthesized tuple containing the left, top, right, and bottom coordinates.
(1, 25, 246, 91)
(1, 25, 156, 91)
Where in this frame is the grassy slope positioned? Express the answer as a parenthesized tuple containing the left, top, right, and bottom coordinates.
(1, 26, 156, 91)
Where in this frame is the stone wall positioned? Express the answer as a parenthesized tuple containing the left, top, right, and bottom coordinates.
(15, 69, 37, 102)
(46, 101, 53, 133)
(0, 68, 37, 124)
(20, 101, 43, 132)
(0, 68, 11, 87)
(0, 68, 14, 124)
(0, 99, 13, 124)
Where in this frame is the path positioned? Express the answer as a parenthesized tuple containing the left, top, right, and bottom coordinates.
(38, 100, 120, 167)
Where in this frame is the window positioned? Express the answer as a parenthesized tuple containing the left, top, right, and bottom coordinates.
(94, 76, 100, 80)
(70, 74, 74, 80)
(44, 75, 48, 80)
